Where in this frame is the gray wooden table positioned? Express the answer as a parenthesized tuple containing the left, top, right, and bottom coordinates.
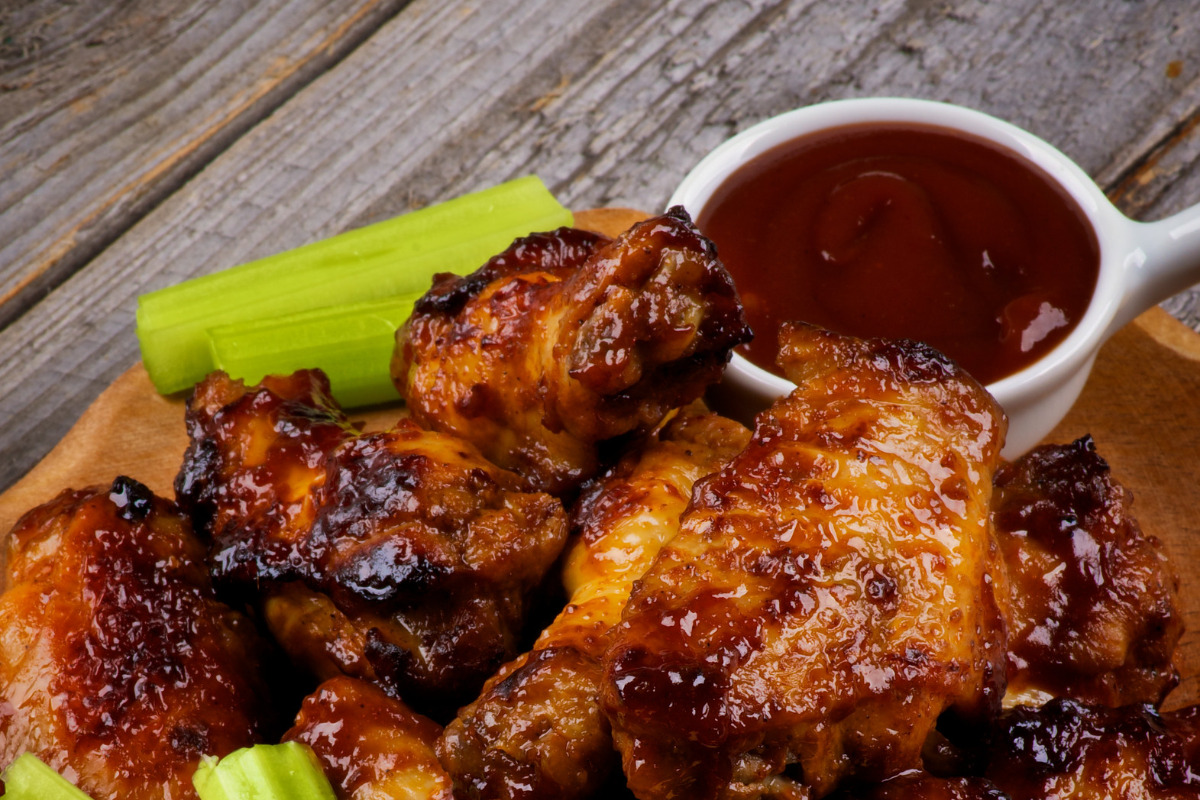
(3, 0, 1200, 494)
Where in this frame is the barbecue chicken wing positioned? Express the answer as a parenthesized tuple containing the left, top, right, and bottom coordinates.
(0, 477, 274, 800)
(286, 676, 453, 800)
(991, 436, 1182, 708)
(177, 369, 355, 585)
(438, 403, 751, 800)
(176, 370, 568, 712)
(983, 698, 1200, 798)
(391, 208, 751, 494)
(601, 323, 1009, 800)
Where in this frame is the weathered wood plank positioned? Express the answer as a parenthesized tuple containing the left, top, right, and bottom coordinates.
(1108, 101, 1200, 328)
(3, 0, 1200, 498)
(0, 0, 409, 330)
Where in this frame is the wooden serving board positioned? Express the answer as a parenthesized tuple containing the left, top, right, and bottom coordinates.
(2, 208, 1199, 709)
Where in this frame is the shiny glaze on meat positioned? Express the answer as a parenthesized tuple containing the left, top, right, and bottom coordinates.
(177, 370, 567, 711)
(176, 369, 356, 587)
(835, 772, 1008, 800)
(601, 323, 1009, 800)
(438, 404, 751, 800)
(391, 208, 751, 494)
(992, 436, 1182, 707)
(985, 699, 1200, 798)
(439, 646, 614, 800)
(285, 676, 453, 800)
(0, 477, 273, 800)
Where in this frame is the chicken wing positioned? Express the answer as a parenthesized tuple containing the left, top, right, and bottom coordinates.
(176, 370, 568, 712)
(176, 369, 355, 588)
(438, 403, 751, 800)
(991, 436, 1182, 708)
(0, 477, 274, 800)
(285, 675, 453, 800)
(984, 698, 1200, 798)
(391, 208, 751, 494)
(600, 323, 1009, 800)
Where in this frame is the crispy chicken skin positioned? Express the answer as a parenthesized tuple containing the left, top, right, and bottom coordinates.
(176, 370, 568, 710)
(991, 436, 1182, 708)
(600, 323, 1009, 800)
(285, 676, 453, 800)
(0, 477, 273, 800)
(176, 369, 355, 585)
(391, 208, 752, 494)
(983, 699, 1200, 798)
(438, 403, 751, 800)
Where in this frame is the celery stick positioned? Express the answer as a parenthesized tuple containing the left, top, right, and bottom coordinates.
(1, 753, 94, 800)
(207, 292, 423, 409)
(137, 175, 572, 394)
(192, 742, 336, 800)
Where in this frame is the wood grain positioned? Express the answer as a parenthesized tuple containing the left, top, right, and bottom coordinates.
(4, 0, 1200, 505)
(0, 0, 408, 329)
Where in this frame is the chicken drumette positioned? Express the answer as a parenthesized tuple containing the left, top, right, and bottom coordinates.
(439, 402, 751, 800)
(601, 323, 1010, 800)
(286, 675, 454, 800)
(983, 698, 1200, 798)
(991, 435, 1182, 708)
(176, 369, 567, 711)
(391, 207, 751, 494)
(0, 477, 275, 800)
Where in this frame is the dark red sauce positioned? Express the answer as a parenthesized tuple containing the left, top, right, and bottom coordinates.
(696, 123, 1100, 385)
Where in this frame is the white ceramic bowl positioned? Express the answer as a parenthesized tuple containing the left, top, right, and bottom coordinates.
(671, 98, 1200, 458)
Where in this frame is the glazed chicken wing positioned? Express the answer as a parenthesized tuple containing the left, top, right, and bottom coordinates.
(984, 698, 1200, 798)
(845, 711, 1200, 800)
(600, 323, 1009, 800)
(991, 436, 1182, 708)
(438, 403, 751, 800)
(176, 370, 567, 711)
(391, 208, 751, 493)
(177, 369, 355, 585)
(286, 676, 453, 800)
(884, 685, 1200, 798)
(0, 477, 274, 800)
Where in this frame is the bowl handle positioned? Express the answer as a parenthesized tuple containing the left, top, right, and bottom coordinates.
(1110, 203, 1200, 336)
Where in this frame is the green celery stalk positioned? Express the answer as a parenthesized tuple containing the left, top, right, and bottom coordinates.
(137, 175, 572, 394)
(206, 292, 424, 409)
(1, 753, 95, 800)
(191, 742, 336, 800)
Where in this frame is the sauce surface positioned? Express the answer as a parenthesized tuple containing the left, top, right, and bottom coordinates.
(696, 123, 1100, 385)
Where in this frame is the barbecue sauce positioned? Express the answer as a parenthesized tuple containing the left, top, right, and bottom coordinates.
(696, 123, 1100, 385)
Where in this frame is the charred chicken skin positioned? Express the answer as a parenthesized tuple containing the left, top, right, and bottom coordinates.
(0, 477, 274, 800)
(983, 698, 1200, 798)
(176, 369, 356, 586)
(438, 402, 751, 800)
(286, 676, 453, 800)
(601, 323, 1010, 800)
(991, 436, 1182, 708)
(837, 699, 1200, 800)
(391, 207, 752, 494)
(0, 196, 1194, 800)
(176, 369, 568, 711)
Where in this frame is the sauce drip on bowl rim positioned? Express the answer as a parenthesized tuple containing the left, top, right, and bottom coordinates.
(695, 122, 1100, 386)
